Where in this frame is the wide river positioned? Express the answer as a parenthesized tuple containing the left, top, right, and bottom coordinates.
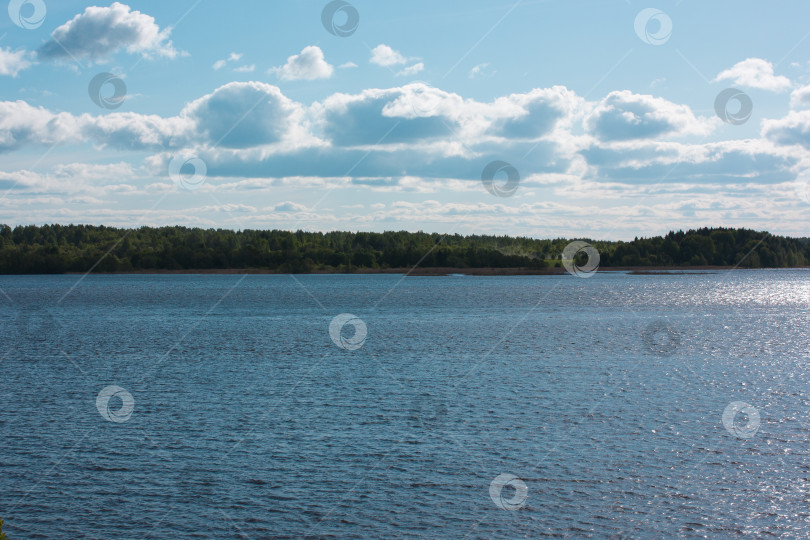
(1, 271, 809, 538)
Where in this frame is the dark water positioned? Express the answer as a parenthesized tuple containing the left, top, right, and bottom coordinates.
(1, 271, 810, 538)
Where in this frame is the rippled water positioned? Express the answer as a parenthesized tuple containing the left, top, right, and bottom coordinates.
(2, 271, 810, 538)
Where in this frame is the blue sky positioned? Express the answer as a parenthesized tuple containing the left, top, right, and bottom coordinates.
(1, 0, 810, 239)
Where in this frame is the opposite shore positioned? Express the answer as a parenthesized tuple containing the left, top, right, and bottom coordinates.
(5, 225, 808, 274)
(63, 265, 808, 276)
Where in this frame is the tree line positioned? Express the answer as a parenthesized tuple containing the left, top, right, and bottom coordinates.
(0, 224, 806, 274)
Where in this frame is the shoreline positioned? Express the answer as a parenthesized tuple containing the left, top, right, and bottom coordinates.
(55, 265, 810, 276)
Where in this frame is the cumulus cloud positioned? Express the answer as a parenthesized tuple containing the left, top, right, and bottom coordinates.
(397, 63, 424, 77)
(469, 63, 491, 79)
(0, 100, 81, 151)
(581, 139, 797, 185)
(0, 160, 142, 197)
(273, 201, 309, 212)
(80, 111, 192, 151)
(86, 81, 310, 151)
(270, 46, 333, 81)
(490, 86, 584, 139)
(0, 81, 309, 153)
(213, 52, 242, 70)
(0, 82, 801, 198)
(714, 58, 791, 92)
(181, 82, 304, 148)
(316, 84, 470, 147)
(370, 44, 408, 67)
(5, 157, 802, 239)
(196, 203, 256, 213)
(586, 91, 713, 141)
(212, 53, 253, 73)
(790, 85, 810, 109)
(38, 2, 179, 63)
(53, 162, 135, 183)
(762, 110, 810, 149)
(0, 48, 33, 77)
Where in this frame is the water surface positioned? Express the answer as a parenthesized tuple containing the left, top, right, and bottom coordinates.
(2, 271, 809, 538)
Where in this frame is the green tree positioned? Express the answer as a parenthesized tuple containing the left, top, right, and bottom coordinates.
(0, 224, 806, 273)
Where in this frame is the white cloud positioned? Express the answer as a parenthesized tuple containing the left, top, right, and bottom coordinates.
(38, 2, 179, 63)
(316, 84, 469, 146)
(488, 86, 585, 140)
(0, 82, 801, 203)
(179, 81, 306, 149)
(53, 162, 135, 183)
(80, 111, 192, 151)
(213, 52, 242, 70)
(762, 110, 810, 149)
(0, 100, 82, 151)
(370, 44, 408, 67)
(339, 61, 358, 69)
(0, 161, 139, 195)
(790, 85, 810, 109)
(273, 201, 309, 212)
(197, 203, 257, 213)
(581, 138, 797, 186)
(0, 47, 33, 77)
(714, 58, 792, 92)
(270, 46, 333, 81)
(397, 62, 424, 77)
(468, 63, 490, 79)
(233, 64, 255, 73)
(586, 90, 714, 141)
(0, 81, 311, 153)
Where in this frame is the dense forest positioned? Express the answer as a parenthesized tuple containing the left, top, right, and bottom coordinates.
(0, 224, 807, 274)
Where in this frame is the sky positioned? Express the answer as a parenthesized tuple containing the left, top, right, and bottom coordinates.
(1, 0, 810, 240)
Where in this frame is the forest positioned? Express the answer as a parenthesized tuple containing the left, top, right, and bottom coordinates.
(0, 224, 806, 274)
